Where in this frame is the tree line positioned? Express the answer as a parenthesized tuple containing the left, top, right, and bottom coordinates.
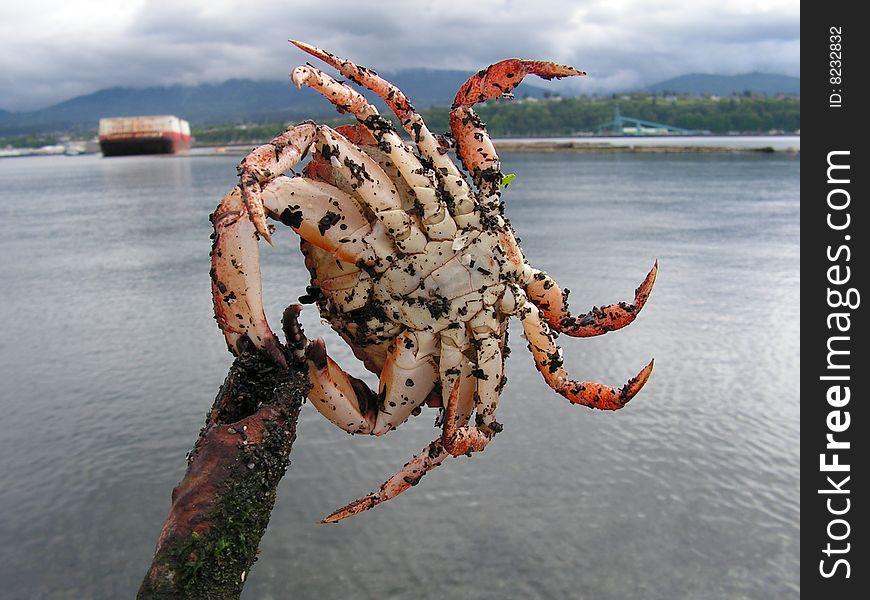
(0, 94, 799, 148)
(421, 94, 800, 136)
(191, 94, 798, 144)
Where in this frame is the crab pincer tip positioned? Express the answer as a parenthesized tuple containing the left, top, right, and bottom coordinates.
(614, 358, 655, 407)
(261, 336, 288, 369)
(253, 217, 273, 245)
(288, 39, 312, 52)
(250, 208, 272, 244)
(635, 260, 658, 302)
(319, 514, 342, 525)
(320, 493, 380, 524)
(636, 358, 655, 386)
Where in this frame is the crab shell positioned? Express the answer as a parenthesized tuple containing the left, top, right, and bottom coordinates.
(209, 41, 657, 522)
(298, 133, 512, 378)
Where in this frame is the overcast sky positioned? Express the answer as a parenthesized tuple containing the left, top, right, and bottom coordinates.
(0, 0, 799, 111)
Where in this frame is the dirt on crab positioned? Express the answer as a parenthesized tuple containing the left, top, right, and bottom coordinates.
(210, 40, 658, 523)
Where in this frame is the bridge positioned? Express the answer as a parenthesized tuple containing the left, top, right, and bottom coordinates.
(597, 107, 699, 135)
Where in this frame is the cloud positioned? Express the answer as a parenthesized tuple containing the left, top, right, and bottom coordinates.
(0, 0, 799, 110)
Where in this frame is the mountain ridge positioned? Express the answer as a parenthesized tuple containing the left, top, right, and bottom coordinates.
(0, 70, 555, 135)
(645, 72, 799, 96)
(1, 71, 799, 136)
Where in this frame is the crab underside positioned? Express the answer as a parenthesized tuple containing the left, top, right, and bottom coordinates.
(210, 41, 657, 522)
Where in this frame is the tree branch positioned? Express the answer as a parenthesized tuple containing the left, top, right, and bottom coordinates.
(138, 307, 310, 599)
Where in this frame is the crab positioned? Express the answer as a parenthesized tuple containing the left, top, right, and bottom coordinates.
(210, 41, 657, 523)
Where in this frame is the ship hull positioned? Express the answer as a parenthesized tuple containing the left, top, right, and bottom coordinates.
(99, 135, 191, 156)
(98, 116, 192, 157)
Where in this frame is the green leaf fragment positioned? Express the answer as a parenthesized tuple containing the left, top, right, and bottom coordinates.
(501, 173, 517, 187)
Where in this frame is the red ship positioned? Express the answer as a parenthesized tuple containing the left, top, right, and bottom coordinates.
(98, 115, 192, 156)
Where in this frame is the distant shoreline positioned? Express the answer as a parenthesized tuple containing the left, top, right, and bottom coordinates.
(203, 135, 800, 156)
(1, 135, 800, 159)
(492, 141, 796, 154)
(491, 133, 800, 154)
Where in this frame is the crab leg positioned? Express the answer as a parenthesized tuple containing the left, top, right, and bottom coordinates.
(438, 327, 476, 429)
(297, 327, 438, 435)
(271, 174, 379, 316)
(453, 59, 586, 109)
(525, 261, 658, 337)
(211, 187, 285, 366)
(517, 291, 653, 410)
(301, 241, 373, 313)
(393, 314, 501, 478)
(468, 309, 505, 434)
(321, 438, 451, 523)
(304, 123, 377, 185)
(290, 40, 478, 221)
(236, 122, 317, 242)
(301, 123, 414, 265)
(426, 312, 505, 488)
(301, 338, 379, 433)
(372, 330, 439, 434)
(212, 175, 378, 364)
(322, 363, 478, 524)
(315, 125, 429, 253)
(260, 175, 376, 265)
(292, 65, 458, 240)
(450, 59, 585, 197)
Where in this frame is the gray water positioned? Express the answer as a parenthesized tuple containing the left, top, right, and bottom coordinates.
(0, 150, 799, 599)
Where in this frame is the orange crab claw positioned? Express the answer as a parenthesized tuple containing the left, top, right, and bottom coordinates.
(520, 297, 653, 411)
(452, 59, 586, 109)
(558, 359, 654, 411)
(448, 59, 585, 191)
(527, 261, 658, 338)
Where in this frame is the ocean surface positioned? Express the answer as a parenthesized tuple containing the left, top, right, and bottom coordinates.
(0, 147, 799, 599)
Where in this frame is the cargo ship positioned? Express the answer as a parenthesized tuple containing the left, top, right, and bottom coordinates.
(98, 115, 191, 156)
